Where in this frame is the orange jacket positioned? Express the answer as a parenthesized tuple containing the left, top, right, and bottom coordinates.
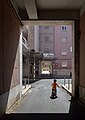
(51, 82, 59, 89)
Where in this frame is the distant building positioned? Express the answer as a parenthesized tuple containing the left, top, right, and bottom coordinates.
(39, 26, 55, 74)
(29, 26, 43, 79)
(39, 25, 72, 76)
(54, 25, 72, 76)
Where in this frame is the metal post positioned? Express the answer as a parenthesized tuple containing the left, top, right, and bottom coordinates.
(24, 78, 26, 88)
(34, 53, 35, 80)
(28, 78, 29, 85)
(68, 79, 70, 90)
(64, 77, 66, 85)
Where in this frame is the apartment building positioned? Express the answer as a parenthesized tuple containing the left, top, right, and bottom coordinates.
(39, 26, 55, 74)
(54, 25, 72, 76)
(39, 25, 72, 76)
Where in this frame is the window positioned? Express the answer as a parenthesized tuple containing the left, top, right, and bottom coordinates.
(61, 49, 67, 55)
(49, 49, 53, 52)
(62, 61, 67, 67)
(44, 48, 49, 53)
(44, 26, 49, 29)
(44, 36, 49, 43)
(61, 37, 67, 43)
(61, 25, 67, 31)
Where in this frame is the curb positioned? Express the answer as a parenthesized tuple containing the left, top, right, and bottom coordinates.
(61, 85, 72, 96)
(22, 84, 32, 96)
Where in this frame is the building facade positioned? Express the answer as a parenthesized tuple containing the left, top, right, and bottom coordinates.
(39, 26, 55, 74)
(29, 26, 43, 79)
(39, 25, 72, 76)
(54, 25, 72, 76)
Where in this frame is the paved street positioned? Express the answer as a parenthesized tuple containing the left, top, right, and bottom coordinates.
(9, 79, 71, 113)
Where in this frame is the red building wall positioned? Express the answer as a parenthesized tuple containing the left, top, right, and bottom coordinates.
(0, 0, 20, 95)
(54, 25, 72, 75)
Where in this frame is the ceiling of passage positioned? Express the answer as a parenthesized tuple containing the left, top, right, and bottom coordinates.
(11, 0, 85, 20)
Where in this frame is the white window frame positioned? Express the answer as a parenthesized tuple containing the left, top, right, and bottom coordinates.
(61, 37, 67, 43)
(44, 48, 49, 53)
(61, 49, 67, 55)
(62, 61, 67, 67)
(44, 36, 49, 43)
(44, 26, 49, 29)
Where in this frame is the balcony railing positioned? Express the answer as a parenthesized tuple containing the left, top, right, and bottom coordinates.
(63, 78, 72, 93)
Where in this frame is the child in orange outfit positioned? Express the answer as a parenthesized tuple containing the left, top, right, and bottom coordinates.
(51, 79, 59, 97)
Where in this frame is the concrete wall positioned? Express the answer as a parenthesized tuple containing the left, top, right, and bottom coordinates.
(79, 9, 85, 104)
(29, 26, 34, 49)
(0, 0, 21, 114)
(0, 0, 4, 96)
(34, 26, 39, 52)
(38, 10, 80, 20)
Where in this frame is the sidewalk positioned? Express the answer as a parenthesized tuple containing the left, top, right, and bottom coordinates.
(22, 84, 31, 95)
(5, 85, 32, 114)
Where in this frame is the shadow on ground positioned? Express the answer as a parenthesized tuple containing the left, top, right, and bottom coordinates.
(0, 98, 85, 120)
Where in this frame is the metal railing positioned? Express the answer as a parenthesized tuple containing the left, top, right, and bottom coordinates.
(23, 77, 29, 88)
(63, 78, 72, 93)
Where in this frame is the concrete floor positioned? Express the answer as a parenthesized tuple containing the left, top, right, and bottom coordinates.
(1, 79, 85, 120)
(8, 79, 71, 113)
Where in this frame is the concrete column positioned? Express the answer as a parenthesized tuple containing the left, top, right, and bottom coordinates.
(19, 28, 23, 97)
(71, 22, 75, 97)
(39, 60, 41, 75)
(80, 1, 85, 16)
(80, 9, 85, 104)
(34, 26, 39, 52)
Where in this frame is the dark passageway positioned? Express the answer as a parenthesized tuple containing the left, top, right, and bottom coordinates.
(0, 0, 85, 119)
(1, 99, 85, 120)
